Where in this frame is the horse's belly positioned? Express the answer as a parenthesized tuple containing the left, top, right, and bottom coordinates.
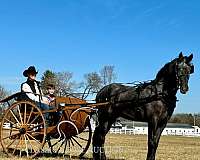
(120, 106, 146, 121)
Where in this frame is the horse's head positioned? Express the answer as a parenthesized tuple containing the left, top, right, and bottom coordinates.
(176, 52, 194, 94)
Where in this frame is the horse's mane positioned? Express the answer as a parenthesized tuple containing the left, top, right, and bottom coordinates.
(134, 58, 178, 89)
(134, 80, 155, 89)
(155, 58, 177, 81)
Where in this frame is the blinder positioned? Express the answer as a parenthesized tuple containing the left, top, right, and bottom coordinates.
(177, 61, 194, 76)
(190, 64, 194, 74)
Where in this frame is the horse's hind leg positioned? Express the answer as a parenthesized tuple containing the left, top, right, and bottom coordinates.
(93, 112, 116, 160)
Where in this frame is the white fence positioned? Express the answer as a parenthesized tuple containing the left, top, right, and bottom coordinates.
(109, 125, 200, 137)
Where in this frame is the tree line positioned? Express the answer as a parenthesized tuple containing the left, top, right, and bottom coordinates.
(40, 65, 116, 99)
(169, 113, 200, 127)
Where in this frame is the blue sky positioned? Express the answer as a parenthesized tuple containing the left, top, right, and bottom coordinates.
(0, 0, 199, 113)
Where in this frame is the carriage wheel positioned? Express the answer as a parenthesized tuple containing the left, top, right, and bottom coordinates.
(0, 101, 46, 158)
(47, 117, 92, 158)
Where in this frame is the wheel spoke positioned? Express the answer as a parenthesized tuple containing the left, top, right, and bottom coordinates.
(71, 136, 83, 149)
(74, 135, 88, 141)
(17, 105, 23, 125)
(19, 134, 24, 157)
(9, 109, 20, 124)
(6, 135, 18, 148)
(25, 134, 34, 153)
(56, 140, 65, 154)
(25, 134, 40, 152)
(2, 132, 20, 140)
(63, 140, 68, 155)
(27, 130, 43, 135)
(24, 103, 27, 124)
(51, 138, 63, 147)
(26, 132, 42, 146)
(4, 117, 17, 126)
(26, 106, 34, 124)
(29, 115, 40, 125)
(12, 135, 22, 155)
(69, 137, 74, 147)
(24, 135, 29, 157)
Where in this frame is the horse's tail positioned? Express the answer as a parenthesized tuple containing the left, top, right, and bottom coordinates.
(96, 84, 112, 103)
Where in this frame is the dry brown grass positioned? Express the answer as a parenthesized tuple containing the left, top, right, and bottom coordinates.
(104, 134, 200, 160)
(0, 134, 200, 160)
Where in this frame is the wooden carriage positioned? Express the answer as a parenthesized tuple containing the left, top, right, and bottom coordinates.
(0, 92, 107, 158)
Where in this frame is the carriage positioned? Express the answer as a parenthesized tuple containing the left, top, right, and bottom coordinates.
(0, 92, 108, 158)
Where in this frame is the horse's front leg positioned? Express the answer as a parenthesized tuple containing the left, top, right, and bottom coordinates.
(93, 117, 115, 160)
(147, 122, 167, 160)
(93, 125, 107, 160)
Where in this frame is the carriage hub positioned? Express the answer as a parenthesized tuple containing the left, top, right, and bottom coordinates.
(19, 128, 26, 134)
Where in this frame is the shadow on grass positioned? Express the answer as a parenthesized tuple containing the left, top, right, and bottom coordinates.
(39, 152, 125, 160)
(0, 150, 125, 160)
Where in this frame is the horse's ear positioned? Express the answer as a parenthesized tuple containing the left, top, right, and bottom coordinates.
(178, 52, 183, 60)
(178, 52, 184, 63)
(188, 53, 193, 62)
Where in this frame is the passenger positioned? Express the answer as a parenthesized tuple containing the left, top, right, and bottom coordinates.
(21, 66, 52, 127)
(46, 84, 56, 103)
(45, 83, 61, 125)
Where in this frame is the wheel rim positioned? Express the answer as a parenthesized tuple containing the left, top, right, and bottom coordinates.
(0, 101, 46, 158)
(45, 117, 92, 158)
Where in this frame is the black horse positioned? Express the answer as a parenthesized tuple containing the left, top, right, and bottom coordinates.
(93, 52, 194, 160)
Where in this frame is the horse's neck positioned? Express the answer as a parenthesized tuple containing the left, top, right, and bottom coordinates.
(155, 75, 178, 97)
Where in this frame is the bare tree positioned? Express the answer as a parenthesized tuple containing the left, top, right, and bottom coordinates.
(41, 70, 78, 96)
(0, 85, 9, 120)
(100, 65, 117, 85)
(82, 72, 102, 99)
(0, 85, 8, 99)
(55, 71, 77, 96)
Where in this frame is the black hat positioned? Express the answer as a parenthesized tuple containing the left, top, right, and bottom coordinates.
(23, 66, 38, 77)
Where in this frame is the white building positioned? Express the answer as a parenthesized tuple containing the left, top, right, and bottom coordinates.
(162, 124, 200, 137)
(109, 121, 200, 137)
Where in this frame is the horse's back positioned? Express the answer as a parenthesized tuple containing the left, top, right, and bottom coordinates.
(96, 83, 130, 103)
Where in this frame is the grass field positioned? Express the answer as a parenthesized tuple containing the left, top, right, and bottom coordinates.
(0, 133, 200, 160)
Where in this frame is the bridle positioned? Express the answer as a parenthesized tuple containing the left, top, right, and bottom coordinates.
(175, 60, 194, 89)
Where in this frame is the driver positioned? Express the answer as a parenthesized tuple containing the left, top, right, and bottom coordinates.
(21, 66, 52, 127)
